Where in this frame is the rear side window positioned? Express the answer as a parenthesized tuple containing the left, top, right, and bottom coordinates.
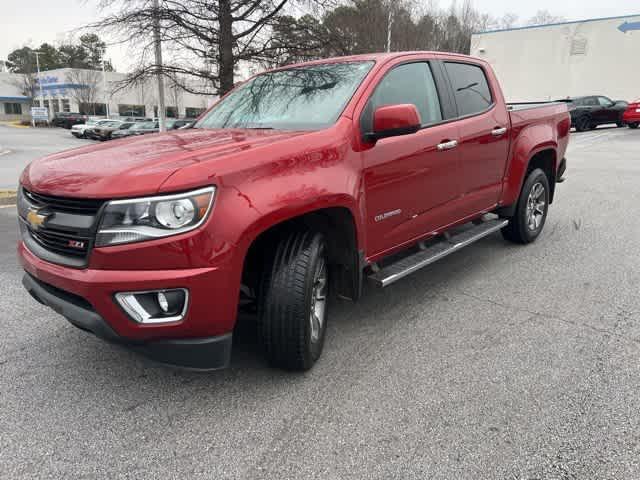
(362, 62, 443, 132)
(444, 62, 493, 117)
(597, 96, 612, 106)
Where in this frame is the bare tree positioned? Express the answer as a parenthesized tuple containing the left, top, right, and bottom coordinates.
(526, 10, 565, 26)
(65, 69, 102, 115)
(167, 77, 184, 116)
(10, 73, 39, 107)
(90, 0, 338, 97)
(497, 13, 519, 30)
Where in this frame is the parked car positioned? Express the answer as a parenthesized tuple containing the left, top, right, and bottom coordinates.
(90, 121, 135, 141)
(566, 95, 628, 131)
(51, 112, 88, 129)
(70, 119, 111, 138)
(111, 119, 191, 139)
(167, 119, 193, 129)
(622, 99, 640, 129)
(18, 51, 569, 371)
(111, 121, 158, 139)
(122, 117, 152, 122)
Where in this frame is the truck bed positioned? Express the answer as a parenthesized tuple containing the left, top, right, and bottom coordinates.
(507, 102, 570, 129)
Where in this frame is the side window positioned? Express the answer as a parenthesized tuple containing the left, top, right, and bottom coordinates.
(362, 62, 443, 132)
(444, 62, 493, 117)
(584, 97, 598, 106)
(597, 96, 612, 106)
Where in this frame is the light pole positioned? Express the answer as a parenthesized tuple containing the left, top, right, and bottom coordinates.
(102, 58, 110, 118)
(34, 50, 46, 125)
(153, 0, 166, 132)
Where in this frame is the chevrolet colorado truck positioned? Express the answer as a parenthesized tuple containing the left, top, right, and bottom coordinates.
(18, 52, 569, 371)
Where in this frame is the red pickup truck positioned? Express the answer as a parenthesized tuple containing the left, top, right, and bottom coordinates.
(18, 52, 569, 371)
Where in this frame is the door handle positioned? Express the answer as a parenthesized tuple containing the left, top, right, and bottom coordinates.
(491, 127, 507, 137)
(436, 140, 458, 151)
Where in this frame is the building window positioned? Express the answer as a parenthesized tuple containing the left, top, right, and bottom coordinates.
(32, 99, 41, 107)
(166, 106, 178, 118)
(185, 107, 205, 118)
(118, 104, 146, 117)
(62, 99, 70, 112)
(4, 103, 23, 115)
(52, 99, 60, 113)
(80, 103, 107, 116)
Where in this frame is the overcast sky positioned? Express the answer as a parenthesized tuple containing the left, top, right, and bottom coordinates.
(0, 0, 637, 71)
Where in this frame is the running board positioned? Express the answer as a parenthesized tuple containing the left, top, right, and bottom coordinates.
(368, 219, 509, 287)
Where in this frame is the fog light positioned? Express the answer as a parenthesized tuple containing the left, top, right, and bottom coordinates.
(115, 289, 188, 324)
(157, 292, 169, 312)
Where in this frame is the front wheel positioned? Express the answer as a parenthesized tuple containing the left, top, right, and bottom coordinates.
(258, 231, 329, 371)
(629, 122, 639, 129)
(617, 121, 625, 128)
(501, 168, 550, 244)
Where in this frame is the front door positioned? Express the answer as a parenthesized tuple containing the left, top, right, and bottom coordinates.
(361, 61, 462, 257)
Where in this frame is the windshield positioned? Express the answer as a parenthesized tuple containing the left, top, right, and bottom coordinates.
(195, 61, 374, 130)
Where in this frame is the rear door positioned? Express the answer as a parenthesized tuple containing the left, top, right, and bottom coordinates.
(361, 60, 462, 256)
(442, 60, 510, 217)
(583, 96, 600, 122)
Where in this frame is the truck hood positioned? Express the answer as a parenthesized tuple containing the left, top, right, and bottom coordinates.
(21, 128, 309, 198)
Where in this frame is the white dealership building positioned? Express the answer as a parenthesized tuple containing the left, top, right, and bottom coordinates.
(470, 13, 640, 102)
(0, 67, 215, 122)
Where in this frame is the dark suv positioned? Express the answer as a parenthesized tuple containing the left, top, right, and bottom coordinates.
(51, 112, 88, 129)
(567, 96, 628, 132)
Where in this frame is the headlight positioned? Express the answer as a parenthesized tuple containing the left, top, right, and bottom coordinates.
(96, 186, 215, 246)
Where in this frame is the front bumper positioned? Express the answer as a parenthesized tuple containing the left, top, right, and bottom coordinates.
(18, 241, 241, 369)
(23, 273, 232, 369)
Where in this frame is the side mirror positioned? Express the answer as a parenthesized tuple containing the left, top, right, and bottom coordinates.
(366, 104, 421, 141)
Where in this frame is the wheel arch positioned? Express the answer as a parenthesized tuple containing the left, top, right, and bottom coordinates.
(498, 131, 559, 217)
(240, 205, 363, 302)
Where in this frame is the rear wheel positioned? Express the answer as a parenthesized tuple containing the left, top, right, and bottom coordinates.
(617, 121, 625, 128)
(629, 122, 639, 129)
(501, 168, 550, 244)
(575, 116, 590, 132)
(258, 230, 329, 371)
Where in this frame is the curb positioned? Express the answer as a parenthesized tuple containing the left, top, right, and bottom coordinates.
(0, 121, 30, 129)
(0, 190, 17, 206)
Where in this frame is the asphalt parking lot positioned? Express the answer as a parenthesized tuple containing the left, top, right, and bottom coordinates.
(0, 124, 96, 189)
(1, 125, 640, 479)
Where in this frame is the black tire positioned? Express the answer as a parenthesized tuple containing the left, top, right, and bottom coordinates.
(629, 123, 639, 129)
(574, 116, 590, 132)
(617, 122, 625, 128)
(501, 168, 550, 244)
(258, 230, 329, 371)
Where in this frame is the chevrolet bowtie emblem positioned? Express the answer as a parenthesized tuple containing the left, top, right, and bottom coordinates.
(26, 208, 51, 230)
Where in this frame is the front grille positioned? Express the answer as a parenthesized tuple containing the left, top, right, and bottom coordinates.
(20, 188, 105, 268)
(23, 189, 103, 215)
(30, 228, 91, 257)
